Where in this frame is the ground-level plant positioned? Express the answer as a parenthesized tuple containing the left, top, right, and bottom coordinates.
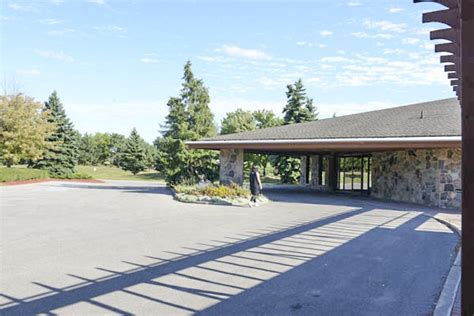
(173, 183, 268, 206)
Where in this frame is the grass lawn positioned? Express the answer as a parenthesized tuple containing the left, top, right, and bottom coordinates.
(0, 166, 49, 182)
(76, 165, 165, 182)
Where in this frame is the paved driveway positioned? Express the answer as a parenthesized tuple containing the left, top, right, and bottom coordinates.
(0, 180, 459, 315)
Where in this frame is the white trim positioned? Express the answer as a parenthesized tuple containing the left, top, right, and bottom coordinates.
(187, 136, 461, 145)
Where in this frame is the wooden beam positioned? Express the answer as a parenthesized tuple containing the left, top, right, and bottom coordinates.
(461, 0, 474, 313)
(435, 42, 459, 55)
(445, 64, 457, 72)
(423, 8, 460, 28)
(431, 28, 459, 42)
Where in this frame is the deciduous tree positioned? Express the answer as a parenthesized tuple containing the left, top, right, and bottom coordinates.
(0, 94, 56, 167)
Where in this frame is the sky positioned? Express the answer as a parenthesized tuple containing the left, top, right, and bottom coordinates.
(1, 0, 454, 143)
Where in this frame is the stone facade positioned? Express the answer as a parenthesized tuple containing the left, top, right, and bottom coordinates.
(371, 148, 461, 209)
(219, 149, 244, 185)
(300, 156, 308, 185)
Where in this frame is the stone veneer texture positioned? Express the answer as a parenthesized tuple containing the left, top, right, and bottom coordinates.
(219, 148, 244, 185)
(371, 148, 461, 209)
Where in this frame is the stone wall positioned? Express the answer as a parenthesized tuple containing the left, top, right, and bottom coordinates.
(371, 148, 461, 209)
(219, 149, 244, 185)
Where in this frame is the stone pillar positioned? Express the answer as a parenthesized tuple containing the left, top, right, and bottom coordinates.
(327, 154, 337, 192)
(310, 155, 320, 187)
(219, 149, 244, 185)
(300, 156, 308, 185)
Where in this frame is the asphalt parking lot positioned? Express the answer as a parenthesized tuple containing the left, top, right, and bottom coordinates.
(0, 180, 459, 315)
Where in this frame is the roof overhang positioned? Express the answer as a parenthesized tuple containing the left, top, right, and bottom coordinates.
(187, 136, 461, 153)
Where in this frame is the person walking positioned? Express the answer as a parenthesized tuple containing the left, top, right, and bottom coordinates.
(249, 165, 262, 207)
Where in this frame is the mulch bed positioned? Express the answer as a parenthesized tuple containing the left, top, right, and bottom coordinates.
(0, 178, 104, 186)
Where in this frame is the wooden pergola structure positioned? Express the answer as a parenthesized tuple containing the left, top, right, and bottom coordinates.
(414, 0, 473, 313)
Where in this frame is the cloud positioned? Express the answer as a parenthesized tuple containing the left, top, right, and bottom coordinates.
(321, 56, 352, 63)
(50, 0, 64, 4)
(402, 38, 420, 45)
(318, 101, 396, 119)
(86, 0, 106, 5)
(218, 45, 271, 60)
(388, 7, 404, 13)
(296, 41, 326, 48)
(140, 58, 158, 64)
(34, 49, 75, 63)
(47, 28, 75, 36)
(8, 4, 23, 10)
(93, 25, 126, 37)
(346, 1, 362, 6)
(39, 18, 62, 25)
(364, 20, 407, 33)
(320, 30, 333, 37)
(351, 32, 393, 39)
(16, 68, 41, 76)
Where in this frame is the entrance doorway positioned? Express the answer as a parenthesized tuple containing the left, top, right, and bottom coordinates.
(337, 155, 371, 194)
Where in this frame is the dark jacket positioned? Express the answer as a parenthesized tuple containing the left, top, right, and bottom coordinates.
(249, 171, 260, 195)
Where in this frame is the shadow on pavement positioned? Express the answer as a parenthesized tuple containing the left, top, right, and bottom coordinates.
(0, 203, 458, 315)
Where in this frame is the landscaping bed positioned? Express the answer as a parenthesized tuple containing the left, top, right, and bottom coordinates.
(173, 183, 268, 207)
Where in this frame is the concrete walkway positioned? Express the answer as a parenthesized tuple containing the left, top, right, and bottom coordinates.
(0, 181, 460, 315)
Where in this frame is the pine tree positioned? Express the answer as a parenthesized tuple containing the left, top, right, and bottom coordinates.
(121, 128, 147, 175)
(276, 79, 318, 183)
(157, 61, 219, 185)
(33, 91, 79, 176)
(283, 79, 317, 124)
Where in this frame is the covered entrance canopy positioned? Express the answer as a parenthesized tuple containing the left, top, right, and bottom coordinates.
(188, 99, 461, 194)
(188, 98, 460, 154)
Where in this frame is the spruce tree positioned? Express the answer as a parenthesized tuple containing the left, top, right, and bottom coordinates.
(283, 79, 317, 124)
(121, 128, 147, 175)
(276, 79, 318, 183)
(157, 61, 219, 185)
(182, 61, 216, 138)
(33, 91, 79, 176)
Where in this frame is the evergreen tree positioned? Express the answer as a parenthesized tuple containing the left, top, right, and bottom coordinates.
(121, 128, 147, 175)
(276, 79, 318, 183)
(182, 61, 216, 138)
(109, 133, 127, 167)
(157, 61, 219, 185)
(33, 91, 79, 176)
(282, 79, 317, 124)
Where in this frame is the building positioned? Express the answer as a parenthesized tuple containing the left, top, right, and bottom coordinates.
(188, 98, 462, 209)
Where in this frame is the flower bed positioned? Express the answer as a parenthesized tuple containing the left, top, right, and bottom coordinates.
(173, 183, 268, 206)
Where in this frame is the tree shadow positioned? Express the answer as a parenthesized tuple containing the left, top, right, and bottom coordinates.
(47, 183, 173, 196)
(0, 205, 459, 315)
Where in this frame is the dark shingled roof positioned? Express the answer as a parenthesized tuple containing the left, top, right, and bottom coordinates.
(206, 98, 461, 141)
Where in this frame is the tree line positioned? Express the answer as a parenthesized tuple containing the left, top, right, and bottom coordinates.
(1, 60, 318, 184)
(0, 92, 157, 176)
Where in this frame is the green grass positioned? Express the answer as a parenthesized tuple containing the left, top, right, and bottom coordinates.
(0, 166, 49, 182)
(76, 165, 165, 182)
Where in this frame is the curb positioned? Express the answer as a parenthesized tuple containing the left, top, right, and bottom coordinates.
(426, 214, 461, 316)
(433, 251, 461, 316)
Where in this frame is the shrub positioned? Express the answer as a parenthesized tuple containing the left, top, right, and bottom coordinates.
(174, 183, 249, 198)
